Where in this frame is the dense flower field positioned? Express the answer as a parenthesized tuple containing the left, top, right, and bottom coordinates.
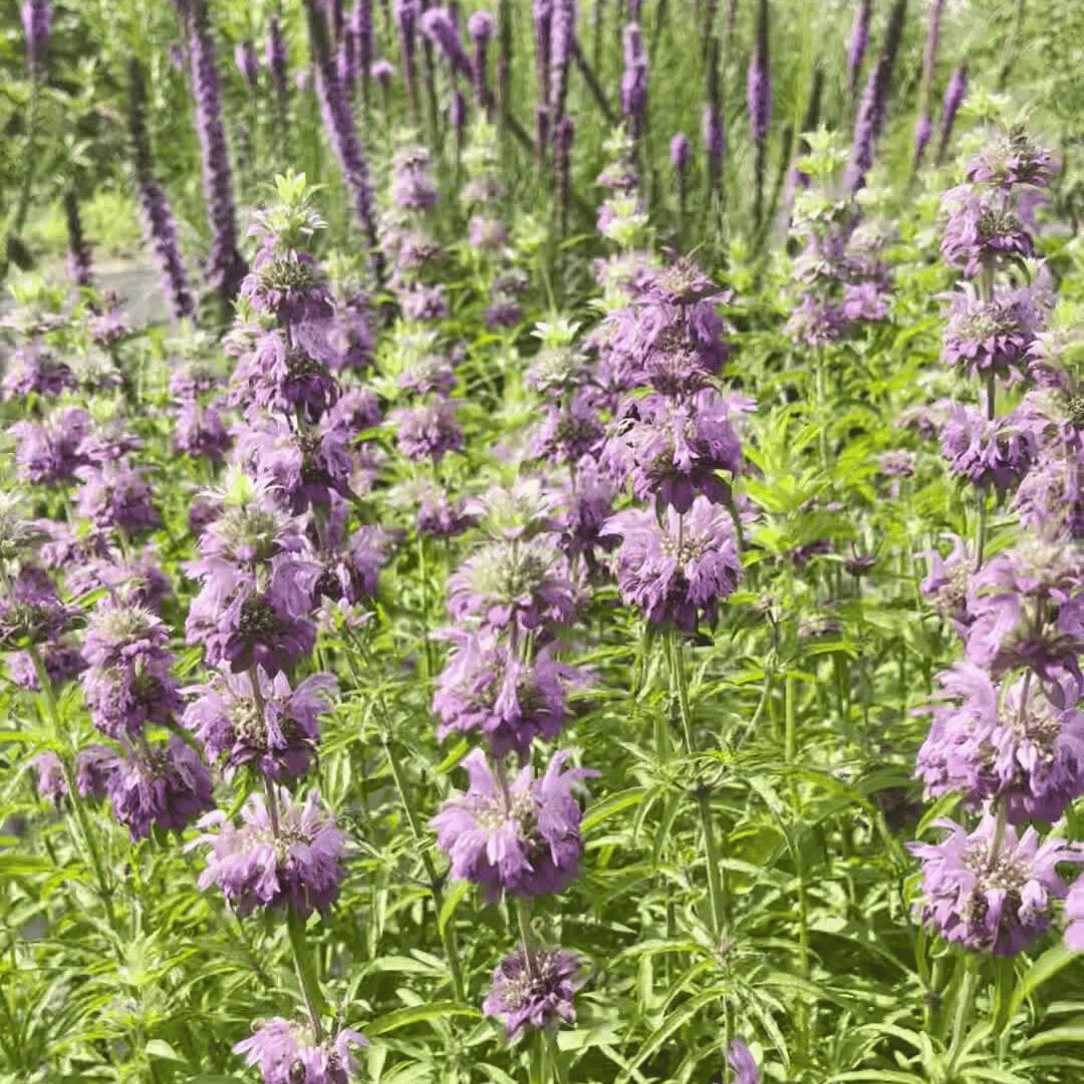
(6, 1, 1084, 1083)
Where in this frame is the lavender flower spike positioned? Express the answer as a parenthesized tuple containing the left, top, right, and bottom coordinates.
(267, 15, 290, 103)
(352, 0, 375, 106)
(304, 0, 385, 285)
(419, 7, 472, 80)
(935, 63, 968, 166)
(185, 0, 247, 304)
(620, 23, 648, 141)
(549, 0, 575, 126)
(846, 0, 872, 98)
(844, 0, 908, 193)
(64, 190, 94, 290)
(21, 0, 52, 78)
(128, 58, 194, 321)
(747, 0, 771, 146)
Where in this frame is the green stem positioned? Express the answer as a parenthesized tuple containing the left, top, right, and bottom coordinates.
(2, 72, 41, 285)
(514, 897, 537, 977)
(946, 956, 981, 1075)
(287, 908, 329, 1042)
(416, 532, 435, 680)
(28, 646, 116, 927)
(381, 732, 467, 1002)
(668, 629, 727, 938)
(545, 1029, 570, 1084)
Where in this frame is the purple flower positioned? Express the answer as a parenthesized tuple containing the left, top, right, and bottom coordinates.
(916, 663, 1084, 823)
(964, 538, 1084, 682)
(941, 185, 1034, 278)
(604, 391, 746, 512)
(185, 559, 318, 675)
(921, 534, 974, 631)
(184, 667, 335, 781)
(966, 127, 1058, 190)
(2, 343, 75, 400)
(193, 789, 345, 917)
(482, 943, 586, 1042)
(75, 744, 115, 800)
(527, 391, 606, 465)
(13, 406, 91, 486)
(1013, 454, 1084, 541)
(908, 814, 1080, 956)
(31, 751, 66, 806)
(175, 400, 232, 460)
(913, 112, 934, 169)
(326, 387, 382, 438)
(670, 132, 690, 174)
(939, 401, 1037, 496)
(746, 0, 771, 146)
(844, 0, 907, 192)
(430, 748, 595, 901)
(75, 461, 161, 536)
(603, 496, 741, 632)
(311, 512, 391, 606)
(401, 283, 449, 322)
(419, 7, 472, 80)
(389, 144, 440, 211)
(726, 1039, 762, 1084)
(232, 330, 341, 423)
(8, 639, 85, 690)
(234, 1018, 366, 1084)
(0, 566, 78, 649)
(64, 190, 94, 291)
(240, 248, 335, 326)
(448, 536, 577, 632)
(194, 477, 308, 569)
(433, 628, 584, 756)
(1066, 875, 1084, 950)
(392, 399, 464, 463)
(233, 417, 354, 513)
(942, 286, 1044, 380)
(81, 602, 183, 740)
(107, 736, 215, 841)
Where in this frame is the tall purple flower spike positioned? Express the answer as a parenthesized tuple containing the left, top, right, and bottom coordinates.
(304, 0, 385, 285)
(846, 0, 872, 98)
(845, 0, 908, 192)
(128, 58, 194, 321)
(184, 0, 247, 306)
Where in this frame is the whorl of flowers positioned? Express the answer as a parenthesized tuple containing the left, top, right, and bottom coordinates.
(185, 667, 336, 781)
(430, 748, 595, 901)
(940, 185, 1034, 278)
(234, 1018, 366, 1084)
(909, 814, 1080, 956)
(482, 943, 586, 1043)
(942, 285, 1046, 380)
(107, 736, 215, 841)
(193, 788, 345, 917)
(916, 664, 1084, 823)
(603, 497, 742, 632)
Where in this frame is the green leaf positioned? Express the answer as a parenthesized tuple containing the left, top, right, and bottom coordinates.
(366, 1000, 481, 1035)
(1023, 1025, 1084, 1050)
(145, 1039, 187, 1065)
(1008, 944, 1078, 1020)
(581, 787, 645, 834)
(437, 879, 469, 937)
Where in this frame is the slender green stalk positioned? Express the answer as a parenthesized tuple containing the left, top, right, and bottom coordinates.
(381, 731, 468, 1002)
(28, 646, 116, 927)
(287, 908, 329, 1041)
(668, 629, 727, 937)
(945, 955, 981, 1076)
